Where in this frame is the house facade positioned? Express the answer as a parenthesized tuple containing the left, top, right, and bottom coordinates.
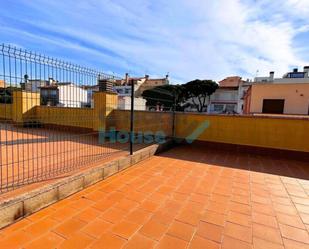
(244, 66, 309, 115)
(208, 76, 246, 114)
(117, 96, 146, 111)
(25, 78, 56, 92)
(40, 83, 88, 108)
(243, 83, 309, 115)
(114, 74, 169, 98)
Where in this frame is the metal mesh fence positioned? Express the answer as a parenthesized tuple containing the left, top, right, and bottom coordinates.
(0, 44, 127, 192)
(0, 44, 175, 193)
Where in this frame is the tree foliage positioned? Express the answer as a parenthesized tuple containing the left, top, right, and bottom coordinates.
(142, 84, 185, 111)
(0, 87, 18, 104)
(183, 79, 218, 112)
(142, 79, 218, 112)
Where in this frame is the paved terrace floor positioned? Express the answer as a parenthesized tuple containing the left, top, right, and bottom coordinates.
(1, 144, 309, 249)
(0, 123, 131, 192)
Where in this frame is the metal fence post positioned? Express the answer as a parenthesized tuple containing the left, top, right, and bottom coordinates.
(172, 93, 176, 139)
(130, 78, 134, 155)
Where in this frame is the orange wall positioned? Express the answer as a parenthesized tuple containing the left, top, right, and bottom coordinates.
(248, 83, 309, 115)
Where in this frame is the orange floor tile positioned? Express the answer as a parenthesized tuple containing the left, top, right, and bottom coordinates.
(1, 144, 309, 249)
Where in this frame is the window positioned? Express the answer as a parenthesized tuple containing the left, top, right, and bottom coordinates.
(226, 104, 236, 112)
(214, 104, 224, 112)
(50, 90, 57, 96)
(262, 99, 285, 114)
(288, 72, 305, 78)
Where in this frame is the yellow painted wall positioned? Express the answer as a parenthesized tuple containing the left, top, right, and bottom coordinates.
(175, 113, 309, 153)
(107, 110, 173, 136)
(249, 83, 309, 115)
(12, 91, 40, 122)
(6, 91, 118, 131)
(93, 92, 118, 131)
(4, 89, 308, 153)
(0, 103, 12, 119)
(35, 106, 94, 129)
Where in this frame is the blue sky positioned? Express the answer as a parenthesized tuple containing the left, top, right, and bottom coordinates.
(1, 0, 309, 83)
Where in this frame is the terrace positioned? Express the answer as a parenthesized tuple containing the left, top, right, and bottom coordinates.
(0, 45, 308, 249)
(0, 144, 308, 248)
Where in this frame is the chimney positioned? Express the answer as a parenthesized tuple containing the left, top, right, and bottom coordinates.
(98, 79, 114, 92)
(269, 71, 274, 81)
(125, 73, 129, 85)
(304, 66, 309, 78)
(48, 77, 54, 86)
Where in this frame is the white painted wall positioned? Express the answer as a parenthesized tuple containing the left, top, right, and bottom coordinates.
(58, 84, 88, 108)
(118, 96, 146, 111)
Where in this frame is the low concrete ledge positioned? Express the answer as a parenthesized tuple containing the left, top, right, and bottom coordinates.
(0, 140, 174, 229)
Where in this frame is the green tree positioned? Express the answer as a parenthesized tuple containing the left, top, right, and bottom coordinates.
(142, 84, 185, 111)
(183, 79, 218, 112)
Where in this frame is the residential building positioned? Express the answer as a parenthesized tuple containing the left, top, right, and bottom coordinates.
(82, 85, 99, 108)
(134, 74, 169, 97)
(118, 96, 146, 111)
(0, 80, 5, 88)
(113, 73, 169, 111)
(254, 66, 309, 83)
(25, 78, 57, 92)
(113, 85, 133, 97)
(208, 76, 246, 114)
(243, 66, 309, 115)
(114, 73, 169, 97)
(243, 83, 309, 115)
(40, 83, 88, 108)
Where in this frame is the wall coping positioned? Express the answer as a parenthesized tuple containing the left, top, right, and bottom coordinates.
(175, 111, 309, 121)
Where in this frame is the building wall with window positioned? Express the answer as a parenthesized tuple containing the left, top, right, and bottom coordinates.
(40, 84, 88, 108)
(208, 88, 239, 114)
(58, 84, 88, 108)
(244, 83, 309, 115)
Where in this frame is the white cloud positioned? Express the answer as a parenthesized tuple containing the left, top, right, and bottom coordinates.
(286, 0, 309, 15)
(2, 0, 309, 82)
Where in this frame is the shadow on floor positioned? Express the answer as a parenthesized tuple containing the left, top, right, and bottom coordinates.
(158, 143, 309, 180)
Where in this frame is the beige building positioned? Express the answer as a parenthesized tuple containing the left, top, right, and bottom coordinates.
(114, 73, 169, 97)
(0, 80, 5, 88)
(244, 83, 309, 115)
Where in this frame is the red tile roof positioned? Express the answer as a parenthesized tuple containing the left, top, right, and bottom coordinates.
(219, 76, 243, 88)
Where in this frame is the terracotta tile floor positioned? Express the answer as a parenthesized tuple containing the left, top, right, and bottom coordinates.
(1, 144, 309, 249)
(0, 123, 130, 191)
